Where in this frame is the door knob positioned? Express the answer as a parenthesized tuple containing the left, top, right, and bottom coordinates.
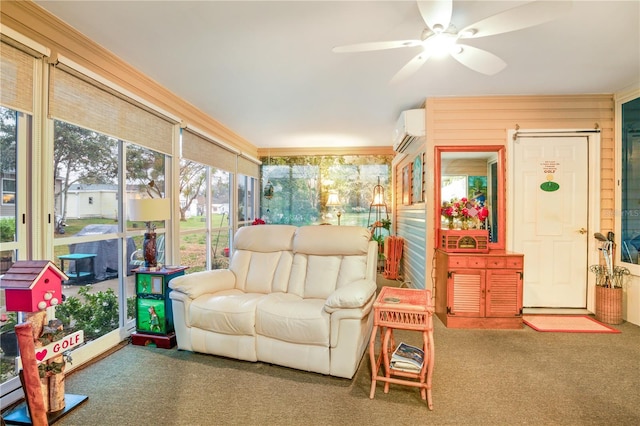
(578, 228, 587, 234)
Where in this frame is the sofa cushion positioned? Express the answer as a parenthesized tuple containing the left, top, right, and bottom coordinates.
(231, 250, 293, 294)
(256, 293, 329, 346)
(293, 225, 370, 256)
(234, 224, 297, 252)
(287, 252, 369, 299)
(190, 289, 263, 336)
(286, 226, 371, 299)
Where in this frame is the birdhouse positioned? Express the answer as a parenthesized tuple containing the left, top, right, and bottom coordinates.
(0, 260, 67, 312)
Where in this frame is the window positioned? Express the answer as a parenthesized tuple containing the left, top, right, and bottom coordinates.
(621, 97, 640, 265)
(178, 159, 231, 272)
(259, 155, 391, 227)
(1, 107, 17, 207)
(1, 39, 39, 396)
(1, 178, 15, 204)
(0, 106, 23, 385)
(210, 169, 231, 269)
(237, 174, 257, 226)
(441, 175, 467, 201)
(52, 120, 171, 343)
(126, 144, 169, 281)
(180, 129, 236, 272)
(52, 121, 123, 342)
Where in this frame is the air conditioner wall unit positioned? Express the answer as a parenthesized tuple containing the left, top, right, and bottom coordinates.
(392, 109, 425, 153)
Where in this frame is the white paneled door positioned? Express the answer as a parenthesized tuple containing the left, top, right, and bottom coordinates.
(513, 136, 589, 308)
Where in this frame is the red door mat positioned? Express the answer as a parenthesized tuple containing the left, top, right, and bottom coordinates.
(523, 315, 621, 333)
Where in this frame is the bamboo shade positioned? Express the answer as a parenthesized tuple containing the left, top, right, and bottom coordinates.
(0, 40, 34, 113)
(182, 128, 237, 172)
(48, 65, 174, 154)
(237, 155, 259, 178)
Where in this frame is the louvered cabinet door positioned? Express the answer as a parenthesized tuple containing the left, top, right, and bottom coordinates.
(448, 269, 485, 317)
(485, 269, 523, 317)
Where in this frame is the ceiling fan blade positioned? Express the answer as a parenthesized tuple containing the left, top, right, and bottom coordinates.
(451, 44, 506, 75)
(332, 40, 421, 53)
(417, 0, 453, 33)
(390, 50, 432, 84)
(459, 0, 572, 39)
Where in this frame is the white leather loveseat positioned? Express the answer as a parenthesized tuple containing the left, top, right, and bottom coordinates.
(168, 224, 378, 378)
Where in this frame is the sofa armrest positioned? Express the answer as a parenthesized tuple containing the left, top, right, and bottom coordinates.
(324, 279, 377, 312)
(168, 269, 236, 299)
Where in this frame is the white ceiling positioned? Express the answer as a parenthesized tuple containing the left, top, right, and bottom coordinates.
(35, 1, 640, 150)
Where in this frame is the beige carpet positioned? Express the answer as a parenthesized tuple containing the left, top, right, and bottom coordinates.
(3, 276, 639, 425)
(44, 317, 640, 425)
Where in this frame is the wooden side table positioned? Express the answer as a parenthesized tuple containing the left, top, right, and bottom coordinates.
(58, 253, 97, 284)
(369, 286, 435, 410)
(131, 266, 187, 349)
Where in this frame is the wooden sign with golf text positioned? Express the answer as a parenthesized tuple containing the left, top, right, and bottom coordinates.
(35, 330, 84, 363)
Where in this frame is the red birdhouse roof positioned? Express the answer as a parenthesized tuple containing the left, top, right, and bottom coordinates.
(0, 260, 68, 290)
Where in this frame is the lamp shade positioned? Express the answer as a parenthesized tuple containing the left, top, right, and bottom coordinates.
(128, 198, 171, 222)
(326, 192, 340, 207)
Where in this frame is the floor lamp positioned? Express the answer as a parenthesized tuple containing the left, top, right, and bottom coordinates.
(368, 177, 389, 240)
(326, 191, 342, 225)
(129, 198, 171, 268)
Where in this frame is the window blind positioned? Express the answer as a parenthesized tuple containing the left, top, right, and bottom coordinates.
(182, 128, 237, 172)
(48, 65, 174, 154)
(0, 40, 35, 113)
(237, 155, 260, 178)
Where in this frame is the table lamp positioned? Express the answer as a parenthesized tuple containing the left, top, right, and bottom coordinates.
(326, 191, 341, 225)
(128, 198, 171, 268)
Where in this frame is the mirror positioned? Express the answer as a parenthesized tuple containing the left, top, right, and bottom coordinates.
(435, 146, 505, 250)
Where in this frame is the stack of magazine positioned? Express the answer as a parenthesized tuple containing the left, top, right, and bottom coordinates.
(390, 342, 424, 372)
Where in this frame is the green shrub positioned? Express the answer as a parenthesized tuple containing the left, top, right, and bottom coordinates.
(55, 286, 135, 341)
(0, 217, 16, 242)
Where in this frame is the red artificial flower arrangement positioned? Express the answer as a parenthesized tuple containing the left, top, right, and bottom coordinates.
(251, 218, 266, 225)
(441, 197, 469, 220)
(441, 197, 488, 221)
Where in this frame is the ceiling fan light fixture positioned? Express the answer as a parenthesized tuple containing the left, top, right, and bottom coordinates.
(426, 32, 457, 58)
(460, 28, 477, 38)
(335, 0, 568, 81)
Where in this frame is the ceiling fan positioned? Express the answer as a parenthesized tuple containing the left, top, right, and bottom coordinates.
(333, 0, 572, 83)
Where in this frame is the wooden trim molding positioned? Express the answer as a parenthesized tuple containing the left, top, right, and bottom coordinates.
(257, 146, 394, 157)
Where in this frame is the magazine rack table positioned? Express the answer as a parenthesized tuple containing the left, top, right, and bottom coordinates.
(369, 286, 434, 410)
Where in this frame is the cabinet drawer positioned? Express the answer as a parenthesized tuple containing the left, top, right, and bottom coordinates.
(448, 257, 468, 268)
(504, 256, 524, 269)
(467, 257, 487, 268)
(485, 257, 506, 268)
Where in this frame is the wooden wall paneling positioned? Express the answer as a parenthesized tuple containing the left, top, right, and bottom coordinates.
(422, 94, 615, 292)
(394, 141, 427, 289)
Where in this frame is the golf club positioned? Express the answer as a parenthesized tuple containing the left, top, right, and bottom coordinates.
(594, 232, 614, 287)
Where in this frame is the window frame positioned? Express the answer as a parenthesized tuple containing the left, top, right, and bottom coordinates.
(616, 89, 640, 275)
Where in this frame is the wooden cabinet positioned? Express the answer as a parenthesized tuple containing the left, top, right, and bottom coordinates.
(435, 250, 523, 329)
(131, 266, 187, 348)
